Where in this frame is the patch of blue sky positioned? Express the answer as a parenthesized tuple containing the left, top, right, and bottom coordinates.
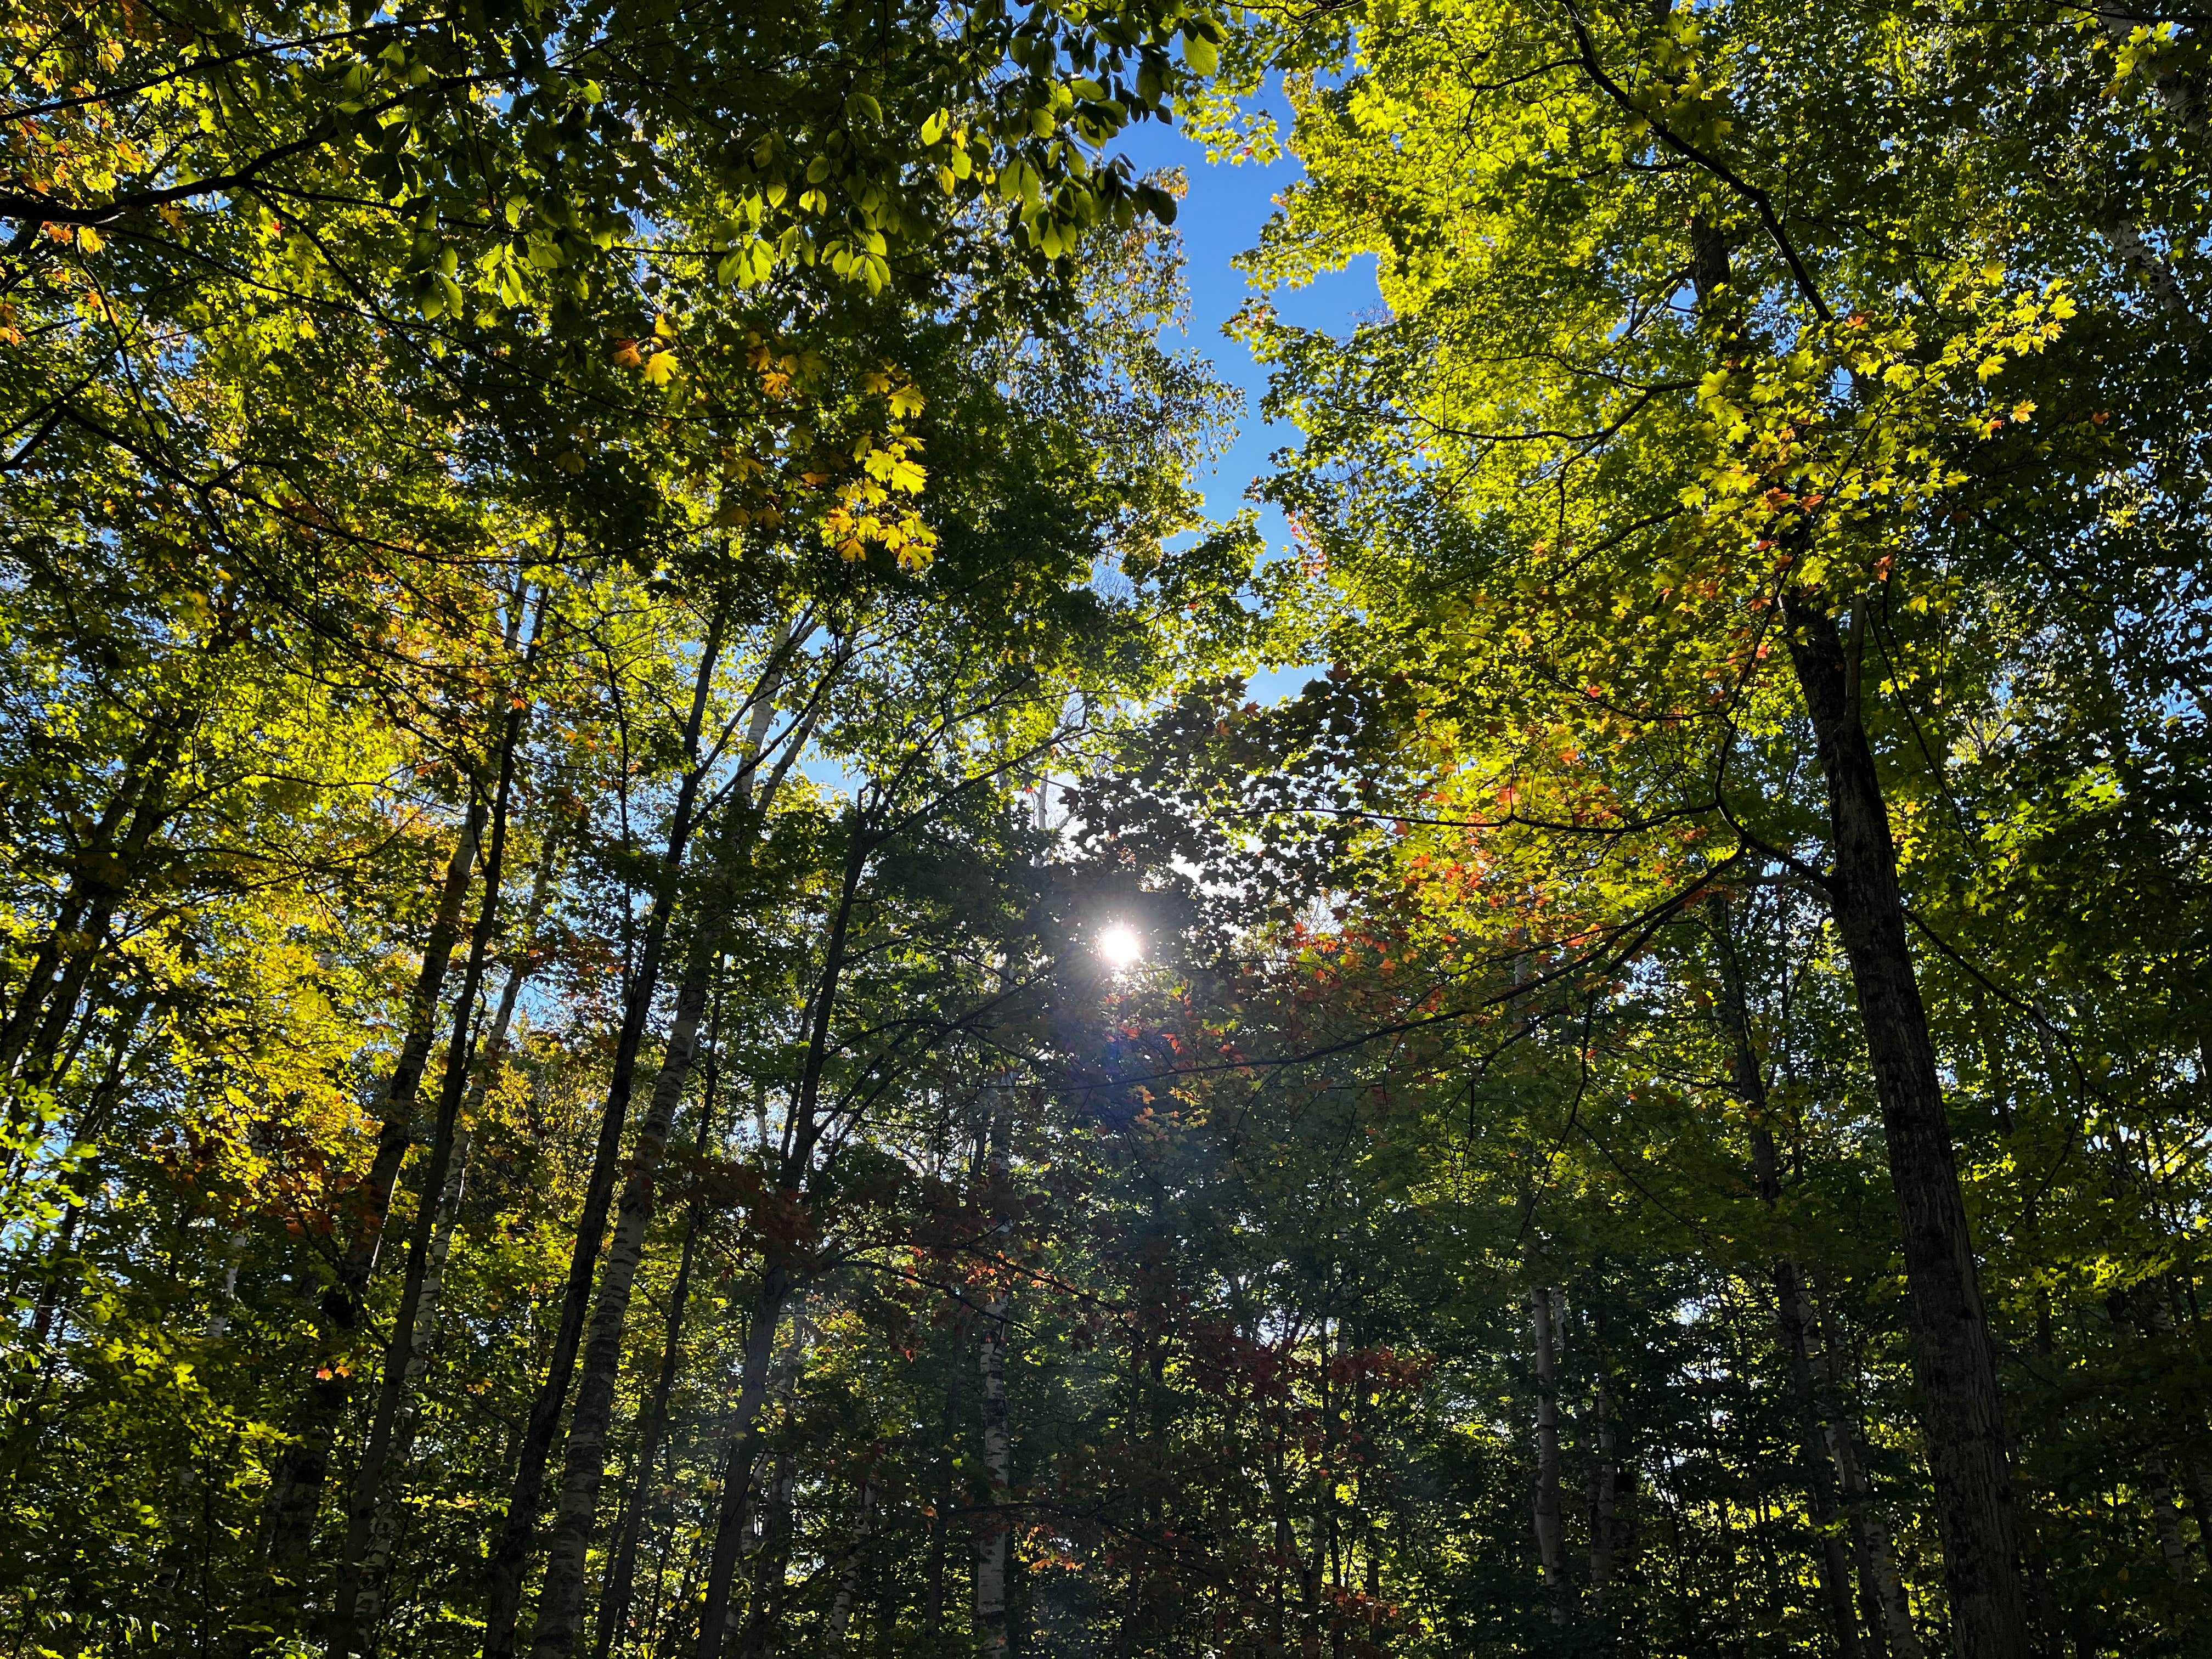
(1110, 94, 1383, 704)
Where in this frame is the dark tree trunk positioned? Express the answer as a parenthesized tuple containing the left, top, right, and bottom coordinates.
(333, 672, 551, 1655)
(693, 803, 866, 1656)
(1708, 893, 1866, 1658)
(689, 1263, 793, 1659)
(1530, 1284, 1566, 1624)
(588, 1013, 727, 1659)
(733, 1452, 797, 1659)
(482, 611, 727, 1658)
(261, 791, 486, 1582)
(1781, 594, 2029, 1659)
(533, 647, 789, 1659)
(0, 720, 179, 1081)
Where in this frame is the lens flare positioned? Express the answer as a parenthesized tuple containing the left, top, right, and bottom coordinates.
(1098, 924, 1143, 970)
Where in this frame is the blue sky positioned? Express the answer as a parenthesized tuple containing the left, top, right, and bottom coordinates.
(807, 109, 1375, 798)
(1110, 101, 1382, 701)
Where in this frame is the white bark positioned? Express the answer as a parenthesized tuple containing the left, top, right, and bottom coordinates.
(823, 1477, 876, 1648)
(976, 1287, 1013, 1659)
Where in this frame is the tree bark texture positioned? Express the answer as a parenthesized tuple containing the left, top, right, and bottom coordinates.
(532, 646, 788, 1659)
(483, 612, 726, 1658)
(1781, 594, 2028, 1659)
(1530, 1285, 1566, 1623)
(1708, 893, 1867, 1657)
(975, 1286, 1013, 1659)
(261, 798, 483, 1578)
(690, 1263, 792, 1659)
(824, 1476, 876, 1650)
(342, 821, 562, 1652)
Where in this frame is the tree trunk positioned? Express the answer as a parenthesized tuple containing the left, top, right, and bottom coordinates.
(735, 1452, 798, 1659)
(332, 612, 540, 1655)
(695, 775, 864, 1659)
(533, 649, 789, 1659)
(1531, 1285, 1566, 1624)
(975, 1098, 1016, 1658)
(0, 721, 179, 1083)
(2149, 1450, 2192, 1583)
(924, 1317, 972, 1641)
(1588, 1371, 1618, 1613)
(690, 1263, 793, 1659)
(976, 1286, 1013, 1659)
(261, 795, 485, 1579)
(1781, 594, 2028, 1659)
(824, 1476, 876, 1650)
(349, 1126, 471, 1636)
(528, 952, 715, 1659)
(1708, 892, 1867, 1657)
(23, 991, 149, 1350)
(1814, 1296, 1923, 1659)
(483, 611, 727, 1658)
(342, 826, 563, 1652)
(2112, 1288, 2199, 1582)
(589, 1019, 728, 1659)
(2157, 1280, 2212, 1547)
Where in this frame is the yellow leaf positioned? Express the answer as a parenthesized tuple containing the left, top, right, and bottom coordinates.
(643, 351, 680, 386)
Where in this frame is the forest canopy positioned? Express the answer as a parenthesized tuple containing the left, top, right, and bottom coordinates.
(2, 2, 2209, 1658)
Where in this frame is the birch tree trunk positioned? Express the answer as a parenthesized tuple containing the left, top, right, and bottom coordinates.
(823, 1476, 876, 1650)
(343, 829, 562, 1651)
(483, 611, 727, 1658)
(532, 646, 791, 1659)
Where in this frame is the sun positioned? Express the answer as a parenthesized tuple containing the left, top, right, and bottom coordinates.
(1097, 924, 1144, 970)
